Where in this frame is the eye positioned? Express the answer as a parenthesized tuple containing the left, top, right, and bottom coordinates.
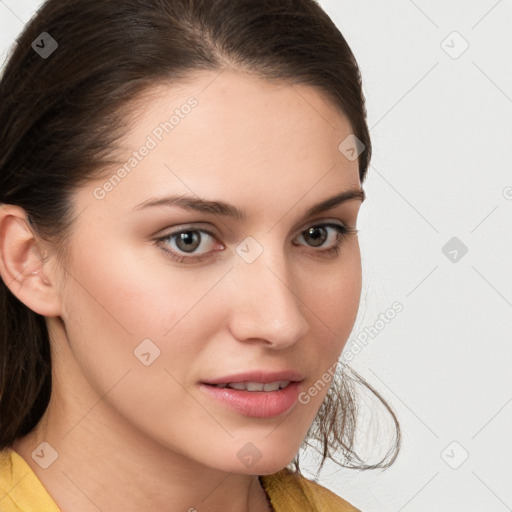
(156, 228, 222, 264)
(294, 223, 355, 253)
(155, 222, 356, 265)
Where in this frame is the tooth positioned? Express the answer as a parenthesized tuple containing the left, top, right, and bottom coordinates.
(228, 382, 247, 390)
(221, 381, 291, 391)
(246, 382, 264, 392)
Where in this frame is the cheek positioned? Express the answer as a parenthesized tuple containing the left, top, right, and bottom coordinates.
(57, 235, 235, 399)
(62, 235, 223, 339)
(281, 243, 361, 418)
(302, 242, 362, 350)
(56, 242, 231, 444)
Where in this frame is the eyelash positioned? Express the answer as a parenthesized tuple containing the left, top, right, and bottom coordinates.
(154, 223, 357, 265)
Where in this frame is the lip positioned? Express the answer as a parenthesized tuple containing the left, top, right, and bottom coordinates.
(200, 382, 302, 418)
(199, 370, 305, 418)
(201, 370, 304, 385)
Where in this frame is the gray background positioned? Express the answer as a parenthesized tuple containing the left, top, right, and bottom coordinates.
(1, 1, 511, 510)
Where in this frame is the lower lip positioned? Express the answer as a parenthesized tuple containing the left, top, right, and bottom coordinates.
(199, 382, 301, 418)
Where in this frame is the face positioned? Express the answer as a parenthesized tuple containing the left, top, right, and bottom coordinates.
(50, 69, 364, 475)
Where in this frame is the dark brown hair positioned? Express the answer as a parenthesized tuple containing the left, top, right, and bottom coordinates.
(0, 0, 400, 473)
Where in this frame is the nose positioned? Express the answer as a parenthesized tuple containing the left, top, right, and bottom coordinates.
(227, 245, 310, 349)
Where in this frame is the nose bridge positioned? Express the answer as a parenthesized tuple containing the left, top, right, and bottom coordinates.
(228, 238, 309, 346)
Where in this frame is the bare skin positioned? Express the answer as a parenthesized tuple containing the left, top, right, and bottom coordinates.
(1, 68, 364, 511)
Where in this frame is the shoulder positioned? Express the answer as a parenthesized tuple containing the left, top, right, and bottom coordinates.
(0, 448, 60, 512)
(260, 467, 361, 512)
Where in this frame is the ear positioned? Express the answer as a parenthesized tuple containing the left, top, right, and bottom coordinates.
(0, 204, 62, 317)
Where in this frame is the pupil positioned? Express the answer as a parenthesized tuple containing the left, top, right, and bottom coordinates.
(307, 227, 326, 247)
(177, 231, 200, 252)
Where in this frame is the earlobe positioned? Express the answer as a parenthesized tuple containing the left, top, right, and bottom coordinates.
(0, 204, 62, 317)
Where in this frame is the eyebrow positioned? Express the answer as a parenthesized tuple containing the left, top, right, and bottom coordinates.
(133, 187, 365, 220)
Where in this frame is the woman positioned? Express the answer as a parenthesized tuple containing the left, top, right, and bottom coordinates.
(0, 0, 400, 510)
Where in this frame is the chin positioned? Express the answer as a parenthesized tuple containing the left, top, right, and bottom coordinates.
(227, 440, 301, 476)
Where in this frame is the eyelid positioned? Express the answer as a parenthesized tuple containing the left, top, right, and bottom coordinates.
(156, 218, 352, 244)
(294, 217, 353, 236)
(155, 222, 221, 241)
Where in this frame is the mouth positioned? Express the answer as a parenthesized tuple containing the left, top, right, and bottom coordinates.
(209, 380, 291, 392)
(200, 371, 304, 418)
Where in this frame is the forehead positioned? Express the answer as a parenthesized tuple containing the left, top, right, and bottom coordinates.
(121, 69, 355, 160)
(75, 69, 361, 219)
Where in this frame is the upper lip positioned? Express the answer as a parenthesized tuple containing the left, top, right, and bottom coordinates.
(201, 370, 304, 385)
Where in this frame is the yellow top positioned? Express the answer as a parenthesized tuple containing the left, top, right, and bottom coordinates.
(0, 448, 360, 511)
